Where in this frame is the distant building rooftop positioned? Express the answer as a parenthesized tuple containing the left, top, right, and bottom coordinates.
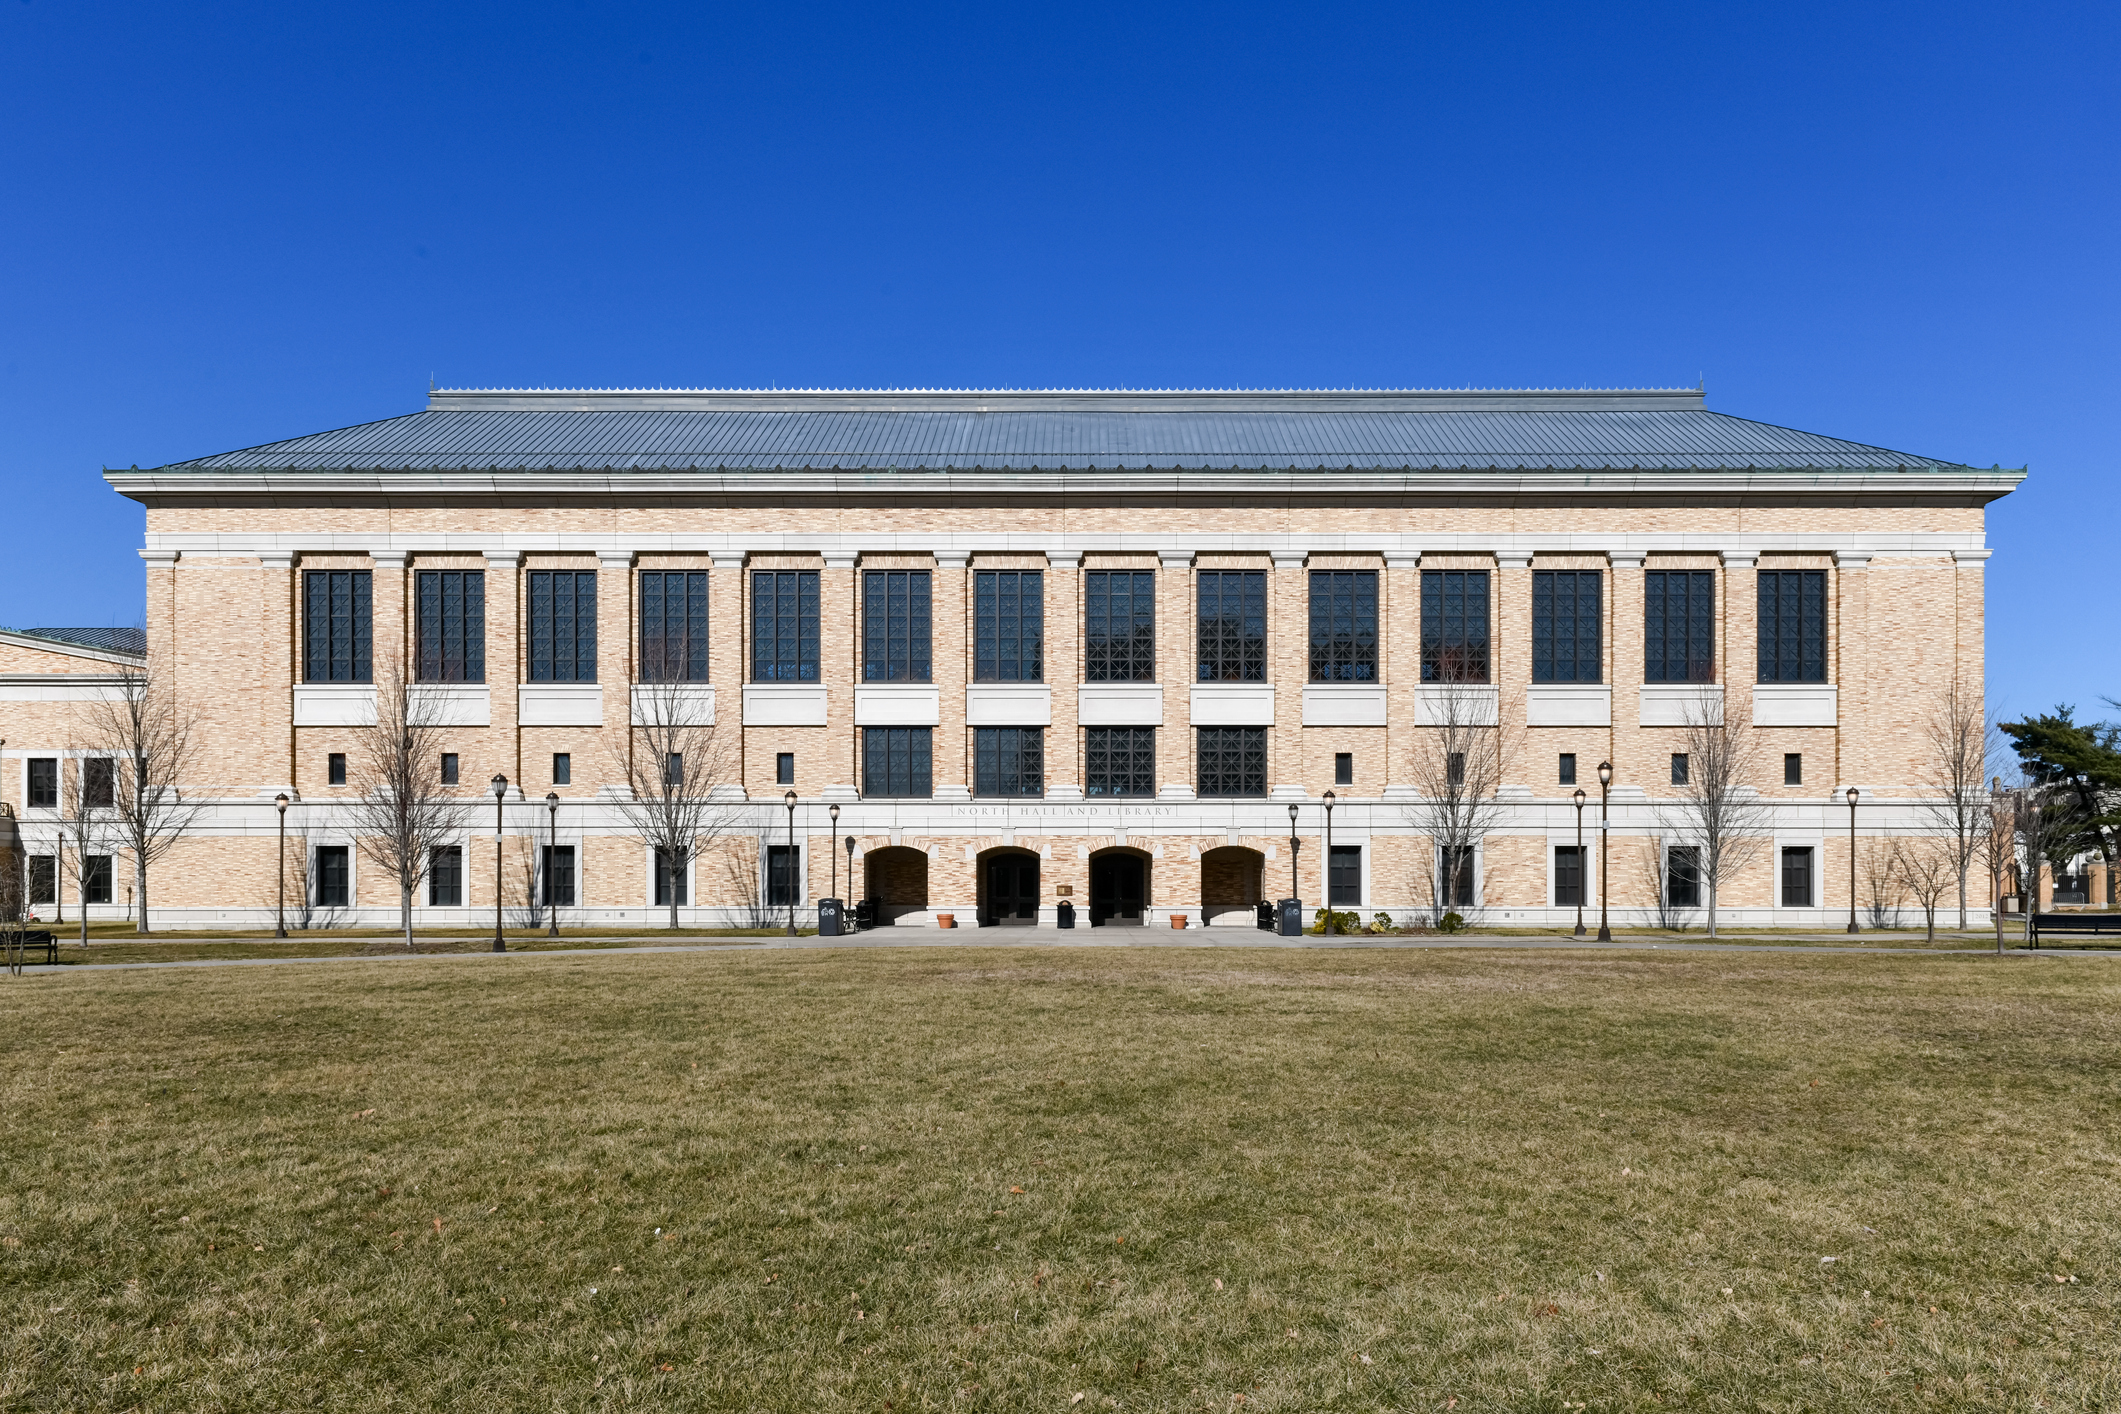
(6, 626, 148, 656)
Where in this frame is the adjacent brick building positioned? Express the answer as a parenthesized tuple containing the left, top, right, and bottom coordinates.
(5, 385, 2022, 929)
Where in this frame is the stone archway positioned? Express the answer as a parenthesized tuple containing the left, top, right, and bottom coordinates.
(975, 847, 1041, 927)
(1088, 846, 1152, 926)
(1200, 845, 1265, 927)
(862, 846, 929, 925)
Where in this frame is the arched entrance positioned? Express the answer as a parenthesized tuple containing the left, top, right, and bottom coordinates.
(862, 846, 929, 925)
(1200, 846, 1265, 927)
(1088, 847, 1151, 926)
(977, 848, 1040, 927)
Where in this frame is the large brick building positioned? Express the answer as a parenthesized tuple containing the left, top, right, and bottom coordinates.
(6, 385, 2022, 929)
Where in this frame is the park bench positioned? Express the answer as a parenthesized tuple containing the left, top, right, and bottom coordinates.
(6, 930, 58, 966)
(2028, 913, 2121, 948)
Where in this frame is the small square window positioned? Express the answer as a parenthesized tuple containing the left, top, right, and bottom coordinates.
(1670, 753, 1689, 786)
(552, 753, 571, 786)
(776, 752, 795, 787)
(327, 752, 347, 786)
(1784, 752, 1803, 786)
(1558, 753, 1577, 786)
(664, 752, 684, 787)
(1333, 752, 1353, 786)
(440, 753, 459, 785)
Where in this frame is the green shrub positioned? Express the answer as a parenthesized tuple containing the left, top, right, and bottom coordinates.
(1310, 908, 1362, 935)
(1438, 911, 1467, 933)
(1369, 912, 1396, 934)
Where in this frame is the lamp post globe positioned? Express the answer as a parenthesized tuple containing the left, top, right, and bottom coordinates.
(490, 774, 509, 952)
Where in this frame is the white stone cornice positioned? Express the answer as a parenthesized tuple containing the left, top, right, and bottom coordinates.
(1382, 552, 1420, 570)
(138, 549, 179, 565)
(933, 551, 971, 569)
(256, 552, 295, 570)
(1953, 549, 1993, 569)
(1834, 550, 1873, 570)
(708, 550, 745, 570)
(1157, 550, 1194, 570)
(1608, 550, 1647, 569)
(1496, 550, 1535, 569)
(1270, 550, 1307, 569)
(821, 550, 859, 569)
(1721, 549, 1760, 568)
(369, 551, 408, 569)
(597, 550, 635, 570)
(1046, 550, 1083, 568)
(484, 549, 523, 569)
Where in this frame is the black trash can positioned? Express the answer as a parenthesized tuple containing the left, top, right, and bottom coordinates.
(1256, 900, 1275, 931)
(1277, 898, 1304, 937)
(1056, 899, 1075, 929)
(817, 898, 844, 937)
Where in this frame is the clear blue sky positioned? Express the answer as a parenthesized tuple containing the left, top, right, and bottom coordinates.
(2, 1, 2111, 723)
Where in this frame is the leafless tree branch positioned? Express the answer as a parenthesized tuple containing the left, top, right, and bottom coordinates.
(341, 660, 475, 949)
(1657, 695, 1771, 938)
(71, 663, 205, 934)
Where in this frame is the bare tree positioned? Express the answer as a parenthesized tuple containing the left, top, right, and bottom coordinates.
(1401, 678, 1507, 923)
(57, 755, 117, 947)
(1979, 781, 2017, 951)
(721, 835, 779, 929)
(0, 824, 28, 975)
(608, 672, 739, 929)
(1920, 680, 1998, 929)
(1861, 837, 1906, 930)
(73, 664, 204, 934)
(1637, 835, 1694, 931)
(1658, 696, 1771, 939)
(342, 662, 473, 950)
(1892, 834, 1958, 944)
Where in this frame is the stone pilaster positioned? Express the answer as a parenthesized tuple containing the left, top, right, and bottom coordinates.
(1269, 549, 1307, 796)
(1495, 551, 1532, 793)
(1046, 550, 1083, 798)
(1156, 550, 1194, 797)
(597, 551, 634, 761)
(1608, 550, 1646, 798)
(932, 550, 970, 800)
(1382, 550, 1420, 799)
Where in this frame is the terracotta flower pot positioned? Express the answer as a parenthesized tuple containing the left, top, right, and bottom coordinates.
(937, 913, 956, 929)
(1171, 914, 1188, 929)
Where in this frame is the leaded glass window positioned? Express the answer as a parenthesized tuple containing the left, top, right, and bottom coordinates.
(862, 728, 932, 798)
(527, 570, 597, 682)
(540, 845, 577, 907)
(303, 569, 372, 683)
(1531, 570, 1601, 683)
(1196, 727, 1266, 797)
(639, 571, 709, 682)
(1644, 570, 1714, 683)
(975, 727, 1043, 797)
(1328, 846, 1362, 906)
(1420, 570, 1490, 682)
(752, 571, 821, 682)
(1438, 845, 1476, 907)
(1667, 846, 1701, 908)
(1308, 570, 1378, 682)
(654, 847, 688, 905)
(1757, 570, 1827, 682)
(974, 571, 1043, 681)
(1086, 727, 1156, 797)
(314, 846, 350, 907)
(416, 570, 485, 683)
(1085, 571, 1155, 682)
(863, 570, 931, 682)
(1197, 571, 1266, 682)
(1554, 846, 1584, 906)
(766, 845, 801, 907)
(429, 846, 462, 906)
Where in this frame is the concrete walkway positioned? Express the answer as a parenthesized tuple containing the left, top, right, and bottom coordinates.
(6, 926, 2082, 976)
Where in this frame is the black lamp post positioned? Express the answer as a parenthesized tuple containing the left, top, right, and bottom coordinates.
(784, 789, 799, 937)
(545, 791, 561, 937)
(490, 773, 508, 952)
(1596, 761, 1613, 942)
(1845, 785, 1861, 934)
(274, 792, 290, 937)
(1572, 787, 1587, 938)
(828, 802, 841, 906)
(1286, 801, 1300, 905)
(1321, 790, 1337, 934)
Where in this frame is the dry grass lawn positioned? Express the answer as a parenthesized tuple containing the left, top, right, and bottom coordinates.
(1, 946, 2115, 1411)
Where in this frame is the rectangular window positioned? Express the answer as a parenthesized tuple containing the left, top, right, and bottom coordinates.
(27, 758, 57, 809)
(751, 570, 821, 682)
(639, 570, 710, 682)
(654, 848, 688, 906)
(974, 570, 1043, 682)
(314, 846, 350, 907)
(327, 753, 347, 786)
(1085, 571, 1156, 682)
(1196, 727, 1266, 798)
(862, 570, 932, 682)
(1309, 570, 1378, 682)
(416, 570, 486, 683)
(1085, 727, 1155, 798)
(1758, 570, 1827, 683)
(527, 570, 597, 683)
(1559, 753, 1577, 786)
(1421, 570, 1491, 682)
(975, 727, 1043, 797)
(540, 845, 576, 907)
(303, 569, 373, 683)
(1671, 753, 1690, 786)
(552, 753, 570, 786)
(1780, 846, 1814, 907)
(1644, 570, 1714, 683)
(1784, 752, 1803, 786)
(1438, 846, 1476, 907)
(765, 845, 800, 907)
(82, 758, 114, 810)
(429, 845, 462, 906)
(1334, 752, 1354, 786)
(664, 753, 683, 788)
(1554, 846, 1584, 906)
(775, 752, 794, 787)
(1667, 846, 1702, 908)
(83, 855, 112, 905)
(1531, 570, 1601, 683)
(1447, 752, 1466, 788)
(1196, 571, 1267, 682)
(440, 753, 460, 785)
(862, 728, 933, 798)
(1328, 845, 1362, 906)
(28, 855, 57, 905)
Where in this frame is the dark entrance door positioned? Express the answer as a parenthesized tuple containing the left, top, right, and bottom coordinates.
(983, 854, 1039, 926)
(1089, 853, 1146, 926)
